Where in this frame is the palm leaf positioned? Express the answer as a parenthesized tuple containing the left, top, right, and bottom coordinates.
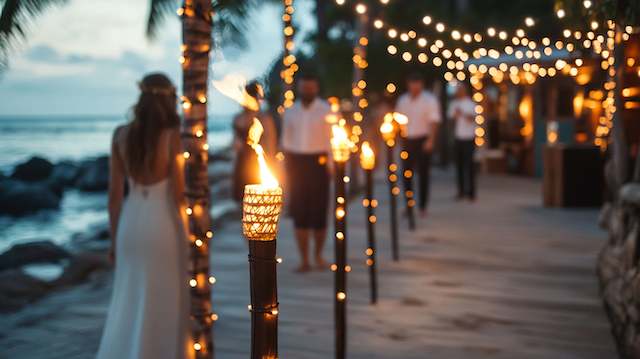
(146, 0, 177, 39)
(211, 0, 256, 48)
(0, 0, 67, 52)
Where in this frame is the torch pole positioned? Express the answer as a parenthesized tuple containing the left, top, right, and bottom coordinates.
(248, 239, 278, 359)
(243, 184, 282, 359)
(334, 160, 348, 359)
(403, 149, 416, 231)
(386, 144, 399, 261)
(364, 168, 378, 304)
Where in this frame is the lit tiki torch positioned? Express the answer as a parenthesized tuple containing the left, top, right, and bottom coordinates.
(360, 141, 378, 304)
(379, 116, 400, 261)
(243, 118, 283, 359)
(330, 122, 353, 359)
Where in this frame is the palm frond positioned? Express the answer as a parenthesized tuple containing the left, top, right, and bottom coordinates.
(146, 0, 177, 39)
(211, 0, 257, 48)
(0, 0, 67, 52)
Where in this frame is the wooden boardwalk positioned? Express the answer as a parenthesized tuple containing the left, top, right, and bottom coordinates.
(0, 170, 616, 358)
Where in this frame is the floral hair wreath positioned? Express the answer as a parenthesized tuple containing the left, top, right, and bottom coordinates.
(138, 82, 176, 96)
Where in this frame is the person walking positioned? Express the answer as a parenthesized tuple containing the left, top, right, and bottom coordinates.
(448, 84, 478, 201)
(282, 72, 332, 272)
(98, 73, 189, 358)
(395, 72, 441, 218)
(231, 80, 277, 203)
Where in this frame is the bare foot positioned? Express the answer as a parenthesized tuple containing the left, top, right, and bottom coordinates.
(294, 263, 312, 273)
(314, 257, 328, 270)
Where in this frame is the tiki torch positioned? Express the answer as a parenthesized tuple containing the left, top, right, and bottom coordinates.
(379, 117, 400, 261)
(243, 119, 283, 359)
(392, 112, 415, 231)
(360, 141, 378, 304)
(330, 122, 353, 359)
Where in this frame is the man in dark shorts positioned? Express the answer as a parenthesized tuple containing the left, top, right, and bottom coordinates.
(395, 72, 441, 217)
(282, 72, 332, 272)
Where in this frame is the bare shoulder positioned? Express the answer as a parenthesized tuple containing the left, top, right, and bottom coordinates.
(112, 124, 129, 147)
(165, 126, 182, 152)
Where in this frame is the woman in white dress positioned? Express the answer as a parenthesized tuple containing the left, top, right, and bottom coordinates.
(97, 73, 190, 359)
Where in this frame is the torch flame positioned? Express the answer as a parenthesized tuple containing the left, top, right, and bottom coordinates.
(392, 112, 408, 125)
(212, 74, 261, 112)
(380, 120, 394, 134)
(331, 123, 354, 163)
(360, 141, 375, 170)
(247, 118, 278, 187)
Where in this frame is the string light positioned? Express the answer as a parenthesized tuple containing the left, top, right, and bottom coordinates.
(279, 0, 297, 114)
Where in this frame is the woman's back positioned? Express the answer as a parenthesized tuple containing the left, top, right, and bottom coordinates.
(113, 124, 175, 186)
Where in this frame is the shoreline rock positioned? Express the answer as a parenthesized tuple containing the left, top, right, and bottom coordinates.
(0, 241, 70, 271)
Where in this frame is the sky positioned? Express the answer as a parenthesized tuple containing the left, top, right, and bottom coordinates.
(0, 0, 314, 116)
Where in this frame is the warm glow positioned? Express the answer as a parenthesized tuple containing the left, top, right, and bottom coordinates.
(212, 74, 261, 111)
(519, 93, 534, 141)
(360, 141, 375, 170)
(574, 91, 584, 117)
(380, 119, 395, 143)
(331, 123, 353, 163)
(247, 118, 279, 187)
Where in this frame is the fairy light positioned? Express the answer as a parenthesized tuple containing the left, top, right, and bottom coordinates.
(595, 20, 617, 151)
(352, 3, 369, 126)
(279, 0, 297, 115)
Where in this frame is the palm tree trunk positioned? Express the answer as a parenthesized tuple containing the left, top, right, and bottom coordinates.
(180, 0, 214, 357)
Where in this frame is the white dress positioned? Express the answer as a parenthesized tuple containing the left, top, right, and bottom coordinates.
(97, 178, 189, 359)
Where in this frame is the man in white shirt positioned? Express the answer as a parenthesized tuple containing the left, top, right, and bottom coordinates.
(395, 73, 441, 217)
(282, 72, 332, 272)
(447, 84, 477, 201)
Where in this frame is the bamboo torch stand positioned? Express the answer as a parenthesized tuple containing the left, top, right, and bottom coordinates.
(402, 149, 416, 231)
(360, 142, 378, 304)
(380, 119, 400, 261)
(330, 123, 352, 359)
(386, 144, 399, 261)
(242, 185, 283, 359)
(334, 161, 348, 359)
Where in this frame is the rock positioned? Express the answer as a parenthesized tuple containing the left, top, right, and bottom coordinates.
(70, 223, 111, 252)
(0, 179, 62, 216)
(49, 160, 81, 188)
(0, 240, 70, 271)
(54, 252, 110, 286)
(0, 269, 50, 312)
(10, 156, 54, 182)
(75, 156, 109, 191)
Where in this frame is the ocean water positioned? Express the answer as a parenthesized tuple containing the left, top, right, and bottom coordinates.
(0, 114, 234, 252)
(0, 115, 233, 172)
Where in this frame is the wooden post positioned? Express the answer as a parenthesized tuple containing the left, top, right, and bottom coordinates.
(334, 161, 348, 359)
(248, 240, 278, 359)
(401, 148, 416, 231)
(386, 144, 399, 261)
(364, 169, 378, 304)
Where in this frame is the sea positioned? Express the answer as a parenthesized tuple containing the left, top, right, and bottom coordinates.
(0, 115, 234, 254)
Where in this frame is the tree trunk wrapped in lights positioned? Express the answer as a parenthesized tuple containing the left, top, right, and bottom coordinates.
(380, 118, 400, 261)
(243, 118, 283, 359)
(179, 0, 215, 357)
(279, 0, 298, 115)
(360, 141, 378, 304)
(330, 123, 353, 359)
